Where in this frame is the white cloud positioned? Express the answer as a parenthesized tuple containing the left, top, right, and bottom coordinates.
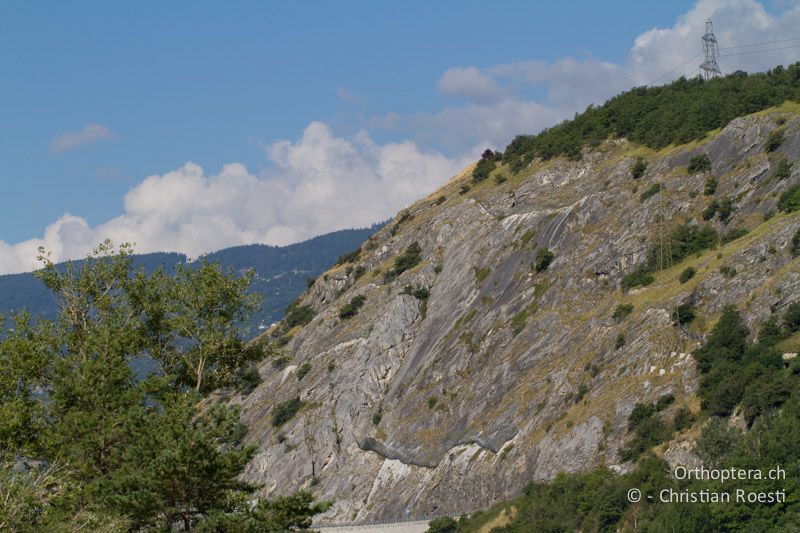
(48, 123, 116, 154)
(335, 86, 363, 104)
(437, 66, 507, 103)
(0, 123, 469, 274)
(7, 0, 800, 274)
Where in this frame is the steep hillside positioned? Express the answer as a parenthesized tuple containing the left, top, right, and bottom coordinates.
(234, 101, 800, 523)
(0, 226, 380, 334)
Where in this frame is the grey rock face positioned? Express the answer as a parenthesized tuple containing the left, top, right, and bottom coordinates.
(235, 112, 800, 522)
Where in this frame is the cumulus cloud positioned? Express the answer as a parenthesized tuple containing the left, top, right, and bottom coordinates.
(48, 123, 116, 154)
(437, 66, 507, 103)
(0, 123, 469, 274)
(7, 0, 800, 274)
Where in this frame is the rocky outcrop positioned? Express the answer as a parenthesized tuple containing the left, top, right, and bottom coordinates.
(233, 109, 800, 522)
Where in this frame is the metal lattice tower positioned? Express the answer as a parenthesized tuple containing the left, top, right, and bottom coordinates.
(699, 19, 722, 79)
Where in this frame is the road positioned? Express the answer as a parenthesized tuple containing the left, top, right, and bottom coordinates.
(317, 519, 430, 533)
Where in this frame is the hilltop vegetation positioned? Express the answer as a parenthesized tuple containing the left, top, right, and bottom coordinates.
(503, 64, 800, 169)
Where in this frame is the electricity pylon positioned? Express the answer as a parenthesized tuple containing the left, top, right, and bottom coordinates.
(700, 19, 722, 80)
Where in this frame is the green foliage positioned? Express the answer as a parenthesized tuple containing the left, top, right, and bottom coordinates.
(766, 129, 785, 152)
(775, 158, 793, 179)
(534, 248, 555, 272)
(336, 247, 361, 265)
(716, 197, 735, 223)
(778, 184, 800, 212)
(427, 516, 459, 533)
(434, 195, 447, 205)
(473, 266, 491, 283)
(459, 184, 471, 195)
(687, 154, 712, 174)
(284, 304, 315, 328)
(338, 294, 366, 319)
(630, 157, 647, 179)
(402, 285, 430, 300)
(621, 267, 654, 291)
(672, 303, 696, 326)
(620, 397, 677, 461)
(672, 406, 695, 432)
(785, 302, 800, 332)
(719, 265, 737, 278)
(271, 397, 304, 428)
(511, 310, 528, 337)
(472, 149, 498, 182)
(296, 363, 311, 381)
(655, 393, 675, 411)
(353, 265, 367, 279)
(502, 66, 800, 170)
(372, 412, 381, 426)
(702, 199, 719, 220)
(391, 242, 423, 278)
(612, 303, 634, 322)
(614, 333, 625, 349)
(678, 266, 695, 283)
(494, 173, 508, 185)
(721, 227, 748, 244)
(0, 241, 326, 530)
(639, 183, 661, 202)
(703, 174, 718, 195)
(427, 396, 438, 409)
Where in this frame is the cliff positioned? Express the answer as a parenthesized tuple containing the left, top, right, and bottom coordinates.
(233, 103, 800, 523)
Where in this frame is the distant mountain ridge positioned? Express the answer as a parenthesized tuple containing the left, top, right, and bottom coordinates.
(0, 224, 383, 336)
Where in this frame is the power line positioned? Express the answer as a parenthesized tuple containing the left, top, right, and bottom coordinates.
(719, 43, 800, 58)
(720, 36, 800, 51)
(649, 52, 703, 85)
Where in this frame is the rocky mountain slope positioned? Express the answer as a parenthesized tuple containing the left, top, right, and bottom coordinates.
(233, 103, 800, 523)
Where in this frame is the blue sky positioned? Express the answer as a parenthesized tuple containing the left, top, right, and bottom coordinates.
(1, 0, 798, 273)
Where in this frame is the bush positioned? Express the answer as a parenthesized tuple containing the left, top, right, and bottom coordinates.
(427, 396, 437, 409)
(372, 412, 381, 425)
(766, 129, 785, 152)
(785, 302, 800, 333)
(392, 242, 423, 276)
(672, 303, 696, 326)
(678, 266, 695, 283)
(285, 305, 316, 328)
(621, 267, 654, 291)
(434, 195, 446, 205)
(296, 363, 311, 381)
(427, 516, 458, 533)
(792, 228, 800, 257)
(402, 285, 429, 300)
(673, 407, 695, 431)
(656, 393, 675, 411)
(353, 265, 367, 279)
(612, 303, 634, 322)
(238, 365, 262, 391)
(339, 295, 366, 319)
(336, 247, 361, 265)
(534, 248, 555, 272)
(721, 227, 748, 244)
(271, 397, 304, 427)
(716, 198, 736, 224)
(719, 265, 737, 278)
(702, 200, 719, 220)
(631, 157, 647, 179)
(688, 154, 712, 174)
(615, 333, 626, 349)
(704, 175, 718, 195)
(459, 184, 470, 195)
(775, 158, 792, 179)
(778, 185, 800, 213)
(639, 183, 661, 202)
